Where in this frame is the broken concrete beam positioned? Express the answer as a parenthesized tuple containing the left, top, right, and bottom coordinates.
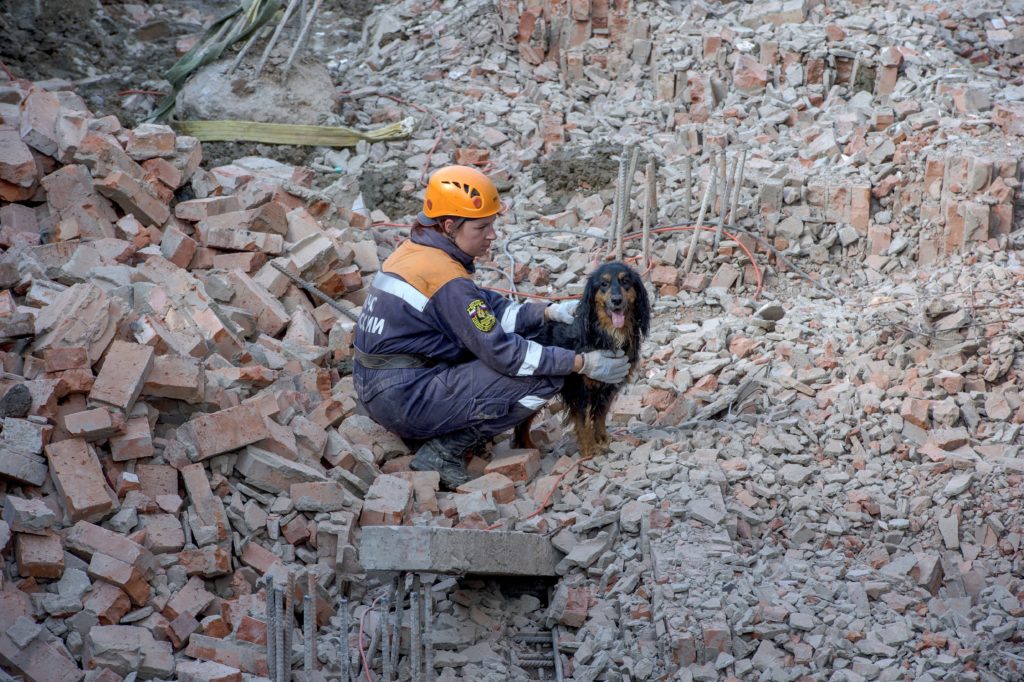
(89, 340, 154, 412)
(44, 437, 119, 523)
(360, 526, 561, 576)
(176, 402, 271, 462)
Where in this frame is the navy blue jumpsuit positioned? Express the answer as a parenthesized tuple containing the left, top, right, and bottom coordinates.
(353, 228, 577, 440)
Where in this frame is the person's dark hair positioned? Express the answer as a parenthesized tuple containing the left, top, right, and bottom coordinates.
(415, 215, 463, 236)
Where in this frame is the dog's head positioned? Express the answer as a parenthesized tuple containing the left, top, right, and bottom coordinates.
(579, 262, 650, 346)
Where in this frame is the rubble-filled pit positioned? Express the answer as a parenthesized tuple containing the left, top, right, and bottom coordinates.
(2, 0, 1024, 681)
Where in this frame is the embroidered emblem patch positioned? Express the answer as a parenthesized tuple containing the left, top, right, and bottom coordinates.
(467, 299, 497, 332)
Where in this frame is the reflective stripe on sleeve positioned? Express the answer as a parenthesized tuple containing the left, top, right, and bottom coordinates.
(373, 274, 429, 312)
(500, 302, 523, 333)
(515, 340, 543, 376)
(517, 395, 548, 410)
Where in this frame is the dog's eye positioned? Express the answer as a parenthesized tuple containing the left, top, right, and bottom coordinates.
(600, 281, 610, 288)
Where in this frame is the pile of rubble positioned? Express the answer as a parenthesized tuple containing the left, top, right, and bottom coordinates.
(0, 72, 409, 680)
(4, 0, 1024, 680)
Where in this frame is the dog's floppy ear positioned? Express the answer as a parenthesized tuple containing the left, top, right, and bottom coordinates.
(576, 267, 600, 343)
(630, 267, 651, 338)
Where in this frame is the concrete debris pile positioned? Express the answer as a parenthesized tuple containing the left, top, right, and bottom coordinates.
(3, 0, 1024, 680)
(329, 0, 1024, 303)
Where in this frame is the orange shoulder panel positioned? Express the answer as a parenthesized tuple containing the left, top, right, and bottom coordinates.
(382, 240, 470, 298)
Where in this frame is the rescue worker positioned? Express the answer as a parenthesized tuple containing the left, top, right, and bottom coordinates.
(352, 165, 630, 488)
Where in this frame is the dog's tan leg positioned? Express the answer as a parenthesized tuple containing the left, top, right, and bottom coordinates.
(572, 411, 597, 459)
(514, 414, 536, 450)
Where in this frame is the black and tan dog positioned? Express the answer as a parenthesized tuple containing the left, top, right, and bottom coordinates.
(516, 262, 650, 458)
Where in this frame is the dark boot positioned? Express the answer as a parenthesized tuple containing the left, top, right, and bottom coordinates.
(410, 428, 483, 489)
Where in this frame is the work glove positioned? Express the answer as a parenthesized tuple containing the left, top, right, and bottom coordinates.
(545, 299, 579, 325)
(580, 349, 630, 384)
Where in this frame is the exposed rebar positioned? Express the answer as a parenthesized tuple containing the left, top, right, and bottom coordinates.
(551, 626, 565, 682)
(612, 149, 629, 261)
(683, 155, 692, 222)
(255, 0, 302, 78)
(267, 586, 278, 682)
(283, 573, 295, 682)
(380, 591, 393, 682)
(616, 146, 641, 260)
(410, 591, 422, 682)
(275, 587, 286, 682)
(303, 573, 316, 675)
(340, 596, 351, 682)
(683, 153, 717, 274)
(730, 147, 748, 228)
(423, 587, 435, 682)
(714, 147, 730, 251)
(642, 158, 657, 273)
(390, 575, 405, 673)
(228, 24, 265, 75)
(283, 0, 324, 77)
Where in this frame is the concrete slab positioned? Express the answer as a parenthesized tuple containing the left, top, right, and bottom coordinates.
(359, 526, 561, 576)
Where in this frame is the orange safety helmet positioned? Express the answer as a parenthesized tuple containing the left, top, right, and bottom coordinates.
(421, 165, 503, 222)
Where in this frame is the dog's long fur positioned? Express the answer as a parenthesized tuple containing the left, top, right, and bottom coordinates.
(516, 262, 650, 458)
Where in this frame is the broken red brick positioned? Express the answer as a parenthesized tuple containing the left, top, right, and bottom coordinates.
(63, 406, 124, 441)
(164, 575, 215, 620)
(15, 530, 64, 579)
(359, 475, 413, 526)
(44, 438, 119, 523)
(94, 169, 170, 226)
(88, 552, 150, 605)
(179, 545, 231, 578)
(83, 581, 133, 624)
(484, 449, 540, 483)
(456, 472, 517, 504)
(89, 340, 155, 412)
